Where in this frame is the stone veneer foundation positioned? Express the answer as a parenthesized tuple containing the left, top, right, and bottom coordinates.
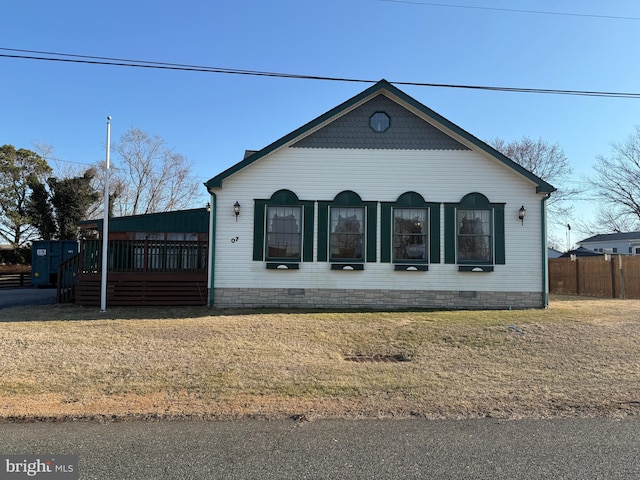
(213, 288, 543, 310)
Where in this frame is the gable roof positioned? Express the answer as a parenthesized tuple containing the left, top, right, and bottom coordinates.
(579, 231, 640, 243)
(204, 80, 556, 193)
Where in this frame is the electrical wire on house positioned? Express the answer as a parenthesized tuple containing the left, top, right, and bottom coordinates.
(1, 47, 640, 99)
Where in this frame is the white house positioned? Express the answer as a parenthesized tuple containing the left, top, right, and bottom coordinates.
(578, 232, 640, 255)
(204, 80, 555, 309)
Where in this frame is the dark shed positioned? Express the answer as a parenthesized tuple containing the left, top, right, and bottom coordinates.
(78, 208, 209, 238)
(63, 208, 210, 306)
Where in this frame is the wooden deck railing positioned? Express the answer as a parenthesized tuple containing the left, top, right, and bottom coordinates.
(57, 253, 80, 303)
(66, 239, 209, 306)
(80, 239, 208, 274)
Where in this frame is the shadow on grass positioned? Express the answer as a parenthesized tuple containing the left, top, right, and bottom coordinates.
(0, 304, 216, 322)
(6, 293, 615, 322)
(549, 294, 613, 302)
(1, 301, 550, 322)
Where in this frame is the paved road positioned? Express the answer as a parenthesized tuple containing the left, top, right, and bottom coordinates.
(1, 417, 638, 479)
(0, 287, 56, 311)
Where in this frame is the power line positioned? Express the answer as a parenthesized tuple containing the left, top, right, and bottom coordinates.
(378, 0, 640, 21)
(0, 48, 313, 80)
(42, 155, 94, 167)
(0, 49, 369, 84)
(2, 47, 640, 99)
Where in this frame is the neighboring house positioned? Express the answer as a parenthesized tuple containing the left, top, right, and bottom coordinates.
(559, 247, 602, 258)
(577, 232, 640, 255)
(204, 80, 556, 309)
(548, 248, 563, 259)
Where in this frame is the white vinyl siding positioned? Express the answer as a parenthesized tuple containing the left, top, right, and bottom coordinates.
(210, 148, 545, 292)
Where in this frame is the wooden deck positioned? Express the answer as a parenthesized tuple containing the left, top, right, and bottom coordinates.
(75, 272, 208, 306)
(59, 239, 209, 306)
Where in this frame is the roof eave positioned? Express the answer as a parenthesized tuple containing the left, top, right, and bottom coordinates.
(204, 81, 398, 190)
(204, 79, 556, 194)
(384, 84, 556, 194)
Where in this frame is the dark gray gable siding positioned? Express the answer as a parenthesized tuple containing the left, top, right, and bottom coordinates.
(205, 80, 555, 192)
(292, 94, 470, 150)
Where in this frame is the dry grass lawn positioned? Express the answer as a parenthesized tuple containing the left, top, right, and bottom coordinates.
(0, 295, 639, 421)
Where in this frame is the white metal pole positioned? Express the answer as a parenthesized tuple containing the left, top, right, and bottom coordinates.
(100, 116, 112, 312)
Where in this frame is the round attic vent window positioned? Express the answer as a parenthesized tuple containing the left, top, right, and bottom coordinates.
(369, 112, 390, 132)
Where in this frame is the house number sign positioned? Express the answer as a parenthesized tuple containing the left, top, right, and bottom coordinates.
(231, 237, 239, 243)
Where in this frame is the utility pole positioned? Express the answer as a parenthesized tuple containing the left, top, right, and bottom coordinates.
(100, 116, 111, 312)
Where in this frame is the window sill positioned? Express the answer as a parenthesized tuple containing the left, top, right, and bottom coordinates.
(330, 264, 364, 271)
(394, 265, 428, 271)
(266, 262, 300, 270)
(458, 265, 494, 272)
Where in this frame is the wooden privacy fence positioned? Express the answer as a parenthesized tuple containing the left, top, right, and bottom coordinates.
(0, 273, 29, 289)
(549, 255, 640, 299)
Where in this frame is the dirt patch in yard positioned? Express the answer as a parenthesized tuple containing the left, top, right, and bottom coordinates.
(0, 296, 639, 422)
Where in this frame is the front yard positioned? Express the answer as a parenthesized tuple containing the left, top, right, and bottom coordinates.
(0, 296, 639, 421)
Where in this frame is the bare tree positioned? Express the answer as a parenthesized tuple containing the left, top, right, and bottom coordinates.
(587, 126, 640, 233)
(490, 137, 579, 209)
(489, 136, 581, 233)
(33, 142, 81, 179)
(107, 128, 204, 217)
(576, 206, 638, 236)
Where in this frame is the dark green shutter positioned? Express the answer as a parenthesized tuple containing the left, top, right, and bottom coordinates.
(366, 203, 377, 262)
(253, 200, 267, 261)
(303, 202, 314, 262)
(317, 202, 328, 262)
(444, 204, 456, 264)
(494, 204, 505, 264)
(429, 203, 440, 263)
(380, 203, 391, 263)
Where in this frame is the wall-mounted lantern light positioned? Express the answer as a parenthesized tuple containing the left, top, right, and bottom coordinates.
(233, 201, 241, 221)
(205, 202, 211, 212)
(518, 205, 526, 225)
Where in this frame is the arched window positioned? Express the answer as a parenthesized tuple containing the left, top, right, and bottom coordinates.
(444, 192, 505, 270)
(317, 191, 377, 266)
(380, 192, 440, 269)
(253, 190, 314, 266)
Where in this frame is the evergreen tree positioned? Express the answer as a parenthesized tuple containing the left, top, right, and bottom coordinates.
(48, 168, 101, 240)
(0, 145, 52, 246)
(26, 179, 56, 240)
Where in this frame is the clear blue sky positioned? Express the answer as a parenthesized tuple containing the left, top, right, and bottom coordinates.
(2, 0, 639, 246)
